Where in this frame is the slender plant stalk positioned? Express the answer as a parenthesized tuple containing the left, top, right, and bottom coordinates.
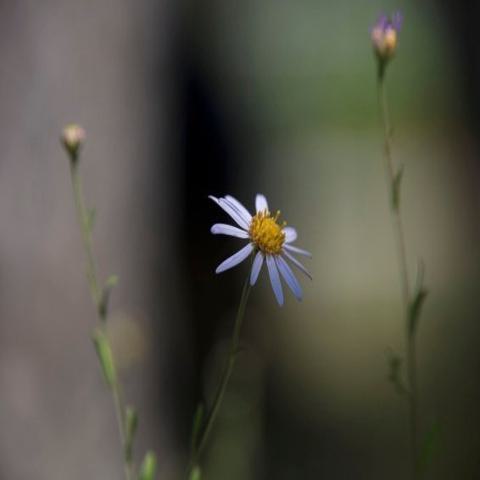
(69, 157, 134, 480)
(187, 276, 252, 478)
(377, 75, 418, 479)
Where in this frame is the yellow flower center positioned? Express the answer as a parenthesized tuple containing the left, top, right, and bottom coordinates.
(249, 210, 286, 255)
(383, 27, 397, 54)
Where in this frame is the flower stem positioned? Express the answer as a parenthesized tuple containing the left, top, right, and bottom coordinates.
(377, 75, 418, 479)
(187, 276, 252, 477)
(68, 157, 134, 480)
(70, 158, 101, 309)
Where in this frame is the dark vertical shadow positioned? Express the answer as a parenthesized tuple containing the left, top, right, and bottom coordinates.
(164, 18, 243, 453)
(442, 0, 480, 128)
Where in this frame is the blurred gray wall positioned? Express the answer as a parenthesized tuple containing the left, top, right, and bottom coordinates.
(0, 2, 182, 478)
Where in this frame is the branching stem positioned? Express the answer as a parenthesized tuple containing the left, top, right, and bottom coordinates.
(378, 75, 419, 479)
(69, 157, 134, 480)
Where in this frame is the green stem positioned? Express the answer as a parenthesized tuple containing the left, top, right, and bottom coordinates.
(68, 157, 134, 480)
(70, 159, 101, 308)
(378, 75, 418, 479)
(187, 276, 252, 477)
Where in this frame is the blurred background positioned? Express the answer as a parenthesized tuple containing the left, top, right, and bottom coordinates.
(0, 0, 479, 479)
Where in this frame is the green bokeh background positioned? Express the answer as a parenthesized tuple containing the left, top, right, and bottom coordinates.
(185, 1, 480, 478)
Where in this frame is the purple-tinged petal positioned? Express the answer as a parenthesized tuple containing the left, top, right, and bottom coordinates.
(211, 223, 249, 238)
(220, 198, 251, 229)
(266, 254, 284, 306)
(373, 13, 388, 31)
(215, 243, 253, 274)
(276, 255, 302, 301)
(255, 194, 269, 213)
(391, 11, 403, 31)
(250, 251, 264, 286)
(283, 226, 297, 243)
(209, 195, 250, 230)
(225, 195, 252, 223)
(284, 244, 312, 258)
(282, 250, 312, 280)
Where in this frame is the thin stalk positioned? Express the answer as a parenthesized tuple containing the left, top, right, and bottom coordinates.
(377, 75, 418, 479)
(69, 158, 134, 480)
(187, 276, 252, 477)
(70, 159, 100, 308)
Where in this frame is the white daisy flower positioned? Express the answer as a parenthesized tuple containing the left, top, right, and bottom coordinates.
(210, 194, 312, 306)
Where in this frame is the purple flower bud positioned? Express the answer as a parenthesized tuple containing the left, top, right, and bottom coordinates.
(371, 11, 403, 62)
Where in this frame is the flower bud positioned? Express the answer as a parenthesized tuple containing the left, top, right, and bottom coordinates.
(371, 12, 403, 64)
(61, 124, 86, 159)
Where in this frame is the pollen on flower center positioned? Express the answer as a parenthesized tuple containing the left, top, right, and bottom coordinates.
(249, 210, 286, 255)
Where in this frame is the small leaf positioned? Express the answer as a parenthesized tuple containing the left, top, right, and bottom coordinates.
(408, 260, 429, 337)
(139, 451, 157, 480)
(106, 274, 119, 288)
(391, 165, 404, 211)
(418, 420, 441, 474)
(125, 406, 138, 463)
(98, 274, 119, 320)
(189, 466, 201, 480)
(386, 349, 407, 395)
(408, 288, 428, 337)
(92, 329, 117, 388)
(190, 403, 204, 454)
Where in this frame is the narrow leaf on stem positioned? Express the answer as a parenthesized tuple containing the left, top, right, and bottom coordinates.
(408, 289, 428, 337)
(92, 329, 117, 388)
(98, 274, 119, 320)
(189, 466, 202, 480)
(408, 260, 428, 337)
(139, 451, 157, 480)
(392, 165, 404, 211)
(386, 349, 407, 396)
(125, 406, 138, 463)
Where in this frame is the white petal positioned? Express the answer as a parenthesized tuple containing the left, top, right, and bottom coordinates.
(225, 195, 252, 223)
(283, 226, 297, 243)
(282, 250, 312, 280)
(211, 223, 249, 238)
(255, 194, 269, 213)
(266, 254, 284, 306)
(209, 195, 250, 230)
(250, 251, 264, 285)
(276, 255, 302, 301)
(215, 243, 253, 274)
(284, 244, 312, 257)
